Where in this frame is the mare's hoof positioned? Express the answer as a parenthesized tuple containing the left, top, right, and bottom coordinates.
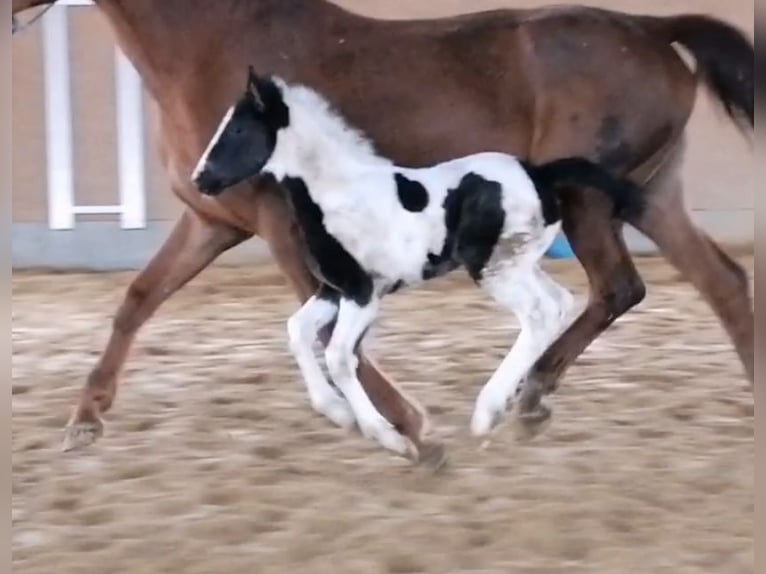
(513, 402, 552, 442)
(416, 441, 449, 472)
(62, 419, 104, 452)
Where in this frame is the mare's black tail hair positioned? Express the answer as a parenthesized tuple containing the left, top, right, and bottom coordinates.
(521, 158, 646, 224)
(641, 14, 754, 129)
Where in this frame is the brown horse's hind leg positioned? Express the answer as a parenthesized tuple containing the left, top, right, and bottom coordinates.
(630, 179, 754, 385)
(62, 210, 249, 451)
(516, 189, 646, 438)
(256, 191, 443, 468)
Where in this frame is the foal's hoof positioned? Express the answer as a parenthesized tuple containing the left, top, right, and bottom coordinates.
(415, 441, 449, 472)
(513, 402, 552, 442)
(62, 419, 104, 452)
(470, 403, 507, 437)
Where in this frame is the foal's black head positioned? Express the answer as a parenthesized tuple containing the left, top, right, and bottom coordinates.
(192, 66, 290, 196)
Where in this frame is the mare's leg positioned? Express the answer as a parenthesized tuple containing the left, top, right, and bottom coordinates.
(518, 190, 646, 435)
(257, 190, 439, 464)
(471, 265, 574, 436)
(324, 297, 413, 457)
(63, 210, 250, 450)
(628, 165, 753, 385)
(286, 286, 355, 429)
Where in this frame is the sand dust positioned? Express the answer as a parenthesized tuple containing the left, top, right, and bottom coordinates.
(12, 256, 753, 573)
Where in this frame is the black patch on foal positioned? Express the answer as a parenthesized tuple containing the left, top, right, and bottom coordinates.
(521, 156, 648, 222)
(394, 173, 429, 212)
(255, 75, 291, 132)
(280, 176, 374, 306)
(423, 173, 505, 283)
(519, 160, 562, 226)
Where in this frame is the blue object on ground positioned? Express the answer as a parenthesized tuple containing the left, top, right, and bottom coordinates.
(546, 234, 575, 259)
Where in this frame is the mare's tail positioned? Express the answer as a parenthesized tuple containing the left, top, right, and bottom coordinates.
(522, 157, 646, 222)
(640, 14, 754, 129)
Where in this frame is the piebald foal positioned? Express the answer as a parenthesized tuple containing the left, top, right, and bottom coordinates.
(192, 68, 643, 455)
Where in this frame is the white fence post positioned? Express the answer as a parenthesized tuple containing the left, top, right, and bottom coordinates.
(115, 48, 146, 229)
(41, 0, 147, 230)
(42, 4, 75, 230)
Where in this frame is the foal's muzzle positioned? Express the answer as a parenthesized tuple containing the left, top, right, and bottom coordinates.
(192, 170, 224, 196)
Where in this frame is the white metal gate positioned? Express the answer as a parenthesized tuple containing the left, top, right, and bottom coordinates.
(41, 0, 146, 230)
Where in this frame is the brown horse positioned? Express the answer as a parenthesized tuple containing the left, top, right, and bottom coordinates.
(12, 0, 753, 464)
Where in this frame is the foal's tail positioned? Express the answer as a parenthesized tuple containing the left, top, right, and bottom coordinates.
(523, 157, 646, 221)
(641, 14, 754, 129)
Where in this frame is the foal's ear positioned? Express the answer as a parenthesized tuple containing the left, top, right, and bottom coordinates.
(246, 65, 258, 89)
(246, 65, 265, 110)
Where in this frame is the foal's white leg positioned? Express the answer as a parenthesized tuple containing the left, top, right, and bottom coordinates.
(470, 265, 574, 436)
(325, 298, 412, 456)
(287, 293, 356, 429)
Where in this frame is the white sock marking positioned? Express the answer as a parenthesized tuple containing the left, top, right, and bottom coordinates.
(324, 298, 411, 455)
(287, 295, 356, 429)
(471, 264, 575, 436)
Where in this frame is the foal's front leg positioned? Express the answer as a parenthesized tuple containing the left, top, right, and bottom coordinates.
(325, 297, 414, 457)
(287, 287, 356, 429)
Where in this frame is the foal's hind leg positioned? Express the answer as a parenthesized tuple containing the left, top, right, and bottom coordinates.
(63, 210, 249, 451)
(518, 190, 646, 435)
(629, 177, 753, 385)
(286, 287, 356, 429)
(471, 264, 574, 437)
